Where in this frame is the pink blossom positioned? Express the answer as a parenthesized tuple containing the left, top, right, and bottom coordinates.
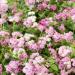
(71, 14, 75, 22)
(23, 19, 33, 27)
(58, 46, 71, 57)
(63, 31, 73, 41)
(58, 24, 65, 32)
(9, 37, 24, 48)
(38, 24, 46, 31)
(52, 32, 63, 42)
(39, 18, 49, 26)
(45, 26, 55, 37)
(60, 70, 67, 75)
(59, 57, 71, 70)
(22, 63, 35, 75)
(12, 32, 23, 38)
(25, 0, 36, 6)
(30, 53, 39, 59)
(0, 18, 6, 25)
(38, 2, 48, 10)
(37, 40, 46, 49)
(19, 53, 28, 60)
(6, 61, 20, 74)
(0, 3, 8, 14)
(0, 31, 9, 37)
(49, 5, 57, 11)
(55, 13, 68, 20)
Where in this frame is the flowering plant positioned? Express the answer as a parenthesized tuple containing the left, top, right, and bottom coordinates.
(0, 0, 75, 75)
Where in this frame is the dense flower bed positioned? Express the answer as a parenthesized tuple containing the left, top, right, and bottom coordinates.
(0, 0, 75, 75)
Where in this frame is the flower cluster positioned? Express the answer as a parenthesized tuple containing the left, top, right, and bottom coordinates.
(0, 0, 75, 75)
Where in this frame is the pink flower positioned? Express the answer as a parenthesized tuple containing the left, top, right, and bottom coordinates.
(70, 8, 75, 15)
(25, 0, 36, 6)
(71, 0, 75, 2)
(49, 5, 57, 11)
(9, 37, 24, 48)
(0, 38, 9, 45)
(22, 63, 35, 75)
(55, 13, 68, 20)
(0, 31, 9, 37)
(59, 57, 71, 70)
(45, 26, 55, 37)
(52, 32, 63, 42)
(29, 43, 38, 51)
(38, 18, 50, 31)
(6, 61, 20, 74)
(39, 18, 49, 26)
(23, 19, 33, 27)
(37, 40, 46, 49)
(71, 14, 75, 22)
(35, 64, 49, 74)
(63, 31, 73, 41)
(0, 18, 6, 25)
(60, 70, 67, 75)
(38, 24, 46, 31)
(12, 32, 23, 38)
(58, 24, 65, 32)
(9, 12, 22, 22)
(33, 56, 44, 64)
(58, 46, 71, 57)
(38, 2, 48, 10)
(19, 53, 28, 60)
(0, 3, 8, 14)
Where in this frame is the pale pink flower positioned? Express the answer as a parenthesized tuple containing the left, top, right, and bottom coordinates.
(33, 56, 44, 64)
(59, 57, 71, 70)
(0, 31, 9, 37)
(52, 32, 62, 42)
(45, 26, 55, 37)
(0, 18, 6, 25)
(58, 24, 65, 32)
(37, 40, 46, 49)
(9, 37, 24, 48)
(12, 32, 23, 38)
(6, 61, 20, 74)
(71, 14, 75, 22)
(38, 2, 48, 10)
(25, 0, 36, 6)
(22, 63, 35, 75)
(58, 46, 71, 57)
(55, 13, 68, 20)
(63, 31, 73, 41)
(30, 53, 39, 59)
(60, 70, 67, 75)
(49, 5, 57, 11)
(0, 3, 8, 14)
(19, 53, 28, 60)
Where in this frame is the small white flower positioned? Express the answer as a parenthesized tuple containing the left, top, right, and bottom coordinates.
(32, 22, 38, 27)
(8, 16, 14, 22)
(24, 33, 35, 41)
(28, 11, 35, 16)
(28, 16, 36, 22)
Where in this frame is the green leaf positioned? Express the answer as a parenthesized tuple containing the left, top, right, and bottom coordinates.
(50, 64, 59, 72)
(48, 57, 55, 64)
(2, 71, 7, 75)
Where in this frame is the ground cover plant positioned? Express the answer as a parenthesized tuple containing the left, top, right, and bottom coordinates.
(1, 0, 75, 75)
